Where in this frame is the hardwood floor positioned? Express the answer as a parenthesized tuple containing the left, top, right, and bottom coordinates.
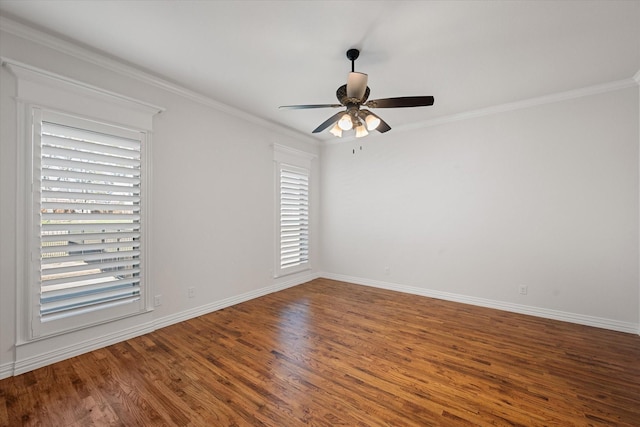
(1, 278, 639, 426)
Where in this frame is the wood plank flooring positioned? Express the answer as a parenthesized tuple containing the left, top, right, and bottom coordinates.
(1, 278, 639, 426)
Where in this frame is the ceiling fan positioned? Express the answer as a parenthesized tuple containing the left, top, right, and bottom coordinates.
(279, 48, 434, 138)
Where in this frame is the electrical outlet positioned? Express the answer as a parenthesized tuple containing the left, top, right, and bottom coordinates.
(519, 285, 528, 295)
(154, 295, 162, 307)
(384, 266, 390, 275)
(188, 287, 195, 298)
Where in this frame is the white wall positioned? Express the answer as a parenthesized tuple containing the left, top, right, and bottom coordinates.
(1, 17, 638, 379)
(321, 86, 640, 332)
(0, 24, 320, 377)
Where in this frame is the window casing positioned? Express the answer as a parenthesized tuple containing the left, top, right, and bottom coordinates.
(5, 59, 162, 340)
(274, 144, 315, 277)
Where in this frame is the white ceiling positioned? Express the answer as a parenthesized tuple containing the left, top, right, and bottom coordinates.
(1, 1, 639, 142)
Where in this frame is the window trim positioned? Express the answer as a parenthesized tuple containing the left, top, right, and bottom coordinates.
(4, 59, 163, 341)
(273, 144, 316, 278)
(30, 108, 148, 338)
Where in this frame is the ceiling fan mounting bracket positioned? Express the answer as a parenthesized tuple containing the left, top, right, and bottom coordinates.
(346, 48, 360, 72)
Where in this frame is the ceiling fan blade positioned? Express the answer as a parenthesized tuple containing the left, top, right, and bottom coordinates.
(312, 110, 345, 133)
(365, 96, 434, 108)
(377, 121, 391, 133)
(279, 104, 342, 109)
(371, 113, 391, 133)
(346, 72, 368, 100)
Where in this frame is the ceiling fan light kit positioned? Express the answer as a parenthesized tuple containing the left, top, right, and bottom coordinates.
(280, 48, 435, 139)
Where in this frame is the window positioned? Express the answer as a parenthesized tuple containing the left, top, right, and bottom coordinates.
(5, 59, 162, 339)
(279, 165, 309, 271)
(274, 144, 315, 277)
(35, 110, 145, 329)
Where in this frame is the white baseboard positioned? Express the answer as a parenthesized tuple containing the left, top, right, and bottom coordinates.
(153, 271, 320, 331)
(0, 362, 13, 380)
(320, 273, 640, 335)
(12, 321, 156, 376)
(4, 270, 634, 379)
(3, 272, 320, 378)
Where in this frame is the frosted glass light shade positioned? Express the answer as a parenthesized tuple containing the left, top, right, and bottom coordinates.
(347, 72, 368, 100)
(355, 124, 369, 138)
(365, 114, 381, 131)
(329, 123, 343, 137)
(338, 114, 353, 131)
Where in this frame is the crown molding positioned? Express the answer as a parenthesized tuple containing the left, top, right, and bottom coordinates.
(397, 76, 639, 134)
(1, 15, 634, 147)
(322, 75, 639, 146)
(0, 16, 317, 145)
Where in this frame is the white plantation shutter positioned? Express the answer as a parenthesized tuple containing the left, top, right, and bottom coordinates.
(36, 112, 144, 324)
(279, 166, 309, 270)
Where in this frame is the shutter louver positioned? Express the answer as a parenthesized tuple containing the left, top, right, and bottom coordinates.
(280, 168, 309, 270)
(39, 121, 142, 321)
